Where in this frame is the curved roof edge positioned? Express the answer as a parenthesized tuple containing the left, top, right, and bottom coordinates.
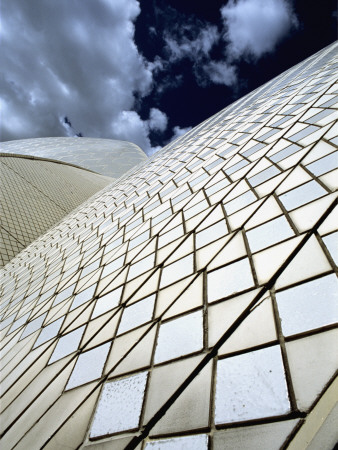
(0, 137, 148, 178)
(0, 152, 113, 177)
(0, 136, 146, 153)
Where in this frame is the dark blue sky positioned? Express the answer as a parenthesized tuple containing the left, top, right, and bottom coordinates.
(1, 0, 336, 154)
(135, 0, 337, 148)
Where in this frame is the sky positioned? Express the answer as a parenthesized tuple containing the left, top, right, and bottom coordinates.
(0, 0, 336, 155)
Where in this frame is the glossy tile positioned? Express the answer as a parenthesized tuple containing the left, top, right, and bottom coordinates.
(90, 371, 148, 437)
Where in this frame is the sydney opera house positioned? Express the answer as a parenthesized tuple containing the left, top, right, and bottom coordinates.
(0, 42, 337, 449)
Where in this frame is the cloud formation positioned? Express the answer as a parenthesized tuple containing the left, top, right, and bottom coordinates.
(221, 0, 298, 60)
(200, 61, 237, 86)
(0, 0, 167, 154)
(160, 21, 225, 87)
(155, 0, 298, 88)
(111, 111, 150, 152)
(148, 108, 168, 132)
(172, 125, 192, 140)
(1, 0, 299, 155)
(164, 25, 219, 63)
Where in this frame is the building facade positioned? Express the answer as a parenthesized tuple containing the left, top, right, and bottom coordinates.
(0, 138, 147, 266)
(0, 43, 337, 449)
(0, 153, 114, 267)
(0, 137, 147, 178)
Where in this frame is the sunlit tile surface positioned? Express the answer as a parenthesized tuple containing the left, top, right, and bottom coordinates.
(215, 346, 290, 423)
(0, 43, 337, 449)
(0, 153, 114, 267)
(66, 342, 110, 390)
(33, 317, 64, 348)
(92, 287, 122, 318)
(276, 274, 338, 336)
(207, 258, 255, 302)
(90, 371, 148, 437)
(246, 216, 294, 253)
(145, 434, 208, 449)
(118, 294, 155, 334)
(154, 310, 203, 363)
(49, 326, 85, 364)
(20, 313, 46, 340)
(279, 180, 327, 211)
(322, 232, 338, 264)
(160, 254, 194, 288)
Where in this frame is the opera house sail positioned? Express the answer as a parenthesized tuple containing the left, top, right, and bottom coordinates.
(0, 42, 337, 449)
(0, 138, 147, 266)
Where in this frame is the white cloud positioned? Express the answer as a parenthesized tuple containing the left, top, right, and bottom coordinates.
(0, 0, 299, 155)
(149, 26, 157, 37)
(148, 56, 165, 74)
(159, 22, 238, 88)
(203, 61, 237, 86)
(164, 24, 219, 62)
(0, 0, 162, 154)
(111, 107, 169, 154)
(172, 125, 192, 140)
(150, 1, 297, 89)
(111, 110, 151, 153)
(148, 108, 168, 132)
(221, 0, 298, 60)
